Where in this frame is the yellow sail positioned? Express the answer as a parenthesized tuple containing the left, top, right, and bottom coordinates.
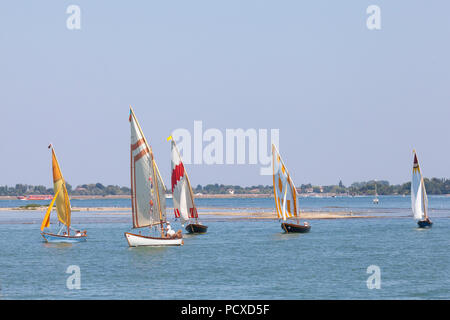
(272, 144, 299, 220)
(51, 147, 71, 228)
(40, 186, 62, 231)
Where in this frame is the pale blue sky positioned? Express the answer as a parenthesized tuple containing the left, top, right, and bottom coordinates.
(1, 1, 449, 188)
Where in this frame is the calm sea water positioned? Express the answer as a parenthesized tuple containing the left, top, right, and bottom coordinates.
(0, 196, 449, 300)
(2, 194, 450, 211)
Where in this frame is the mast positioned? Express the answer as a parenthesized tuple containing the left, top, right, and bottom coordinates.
(152, 156, 164, 237)
(63, 183, 70, 236)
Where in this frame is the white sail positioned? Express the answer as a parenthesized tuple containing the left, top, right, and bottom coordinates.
(281, 187, 288, 221)
(170, 138, 197, 225)
(272, 144, 299, 221)
(130, 108, 163, 228)
(411, 151, 428, 220)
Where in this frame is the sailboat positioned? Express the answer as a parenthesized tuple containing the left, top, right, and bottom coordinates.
(124, 107, 183, 247)
(411, 150, 432, 228)
(272, 144, 311, 233)
(373, 181, 379, 204)
(168, 136, 208, 234)
(40, 145, 87, 243)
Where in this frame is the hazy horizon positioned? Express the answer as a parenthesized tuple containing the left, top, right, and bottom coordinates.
(1, 1, 449, 188)
(2, 174, 447, 191)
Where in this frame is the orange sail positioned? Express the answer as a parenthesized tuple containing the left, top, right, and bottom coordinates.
(40, 187, 62, 231)
(50, 147, 72, 227)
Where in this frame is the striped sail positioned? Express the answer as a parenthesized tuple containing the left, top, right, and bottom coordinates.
(272, 144, 299, 220)
(129, 107, 165, 228)
(50, 147, 71, 227)
(170, 137, 197, 224)
(411, 151, 428, 220)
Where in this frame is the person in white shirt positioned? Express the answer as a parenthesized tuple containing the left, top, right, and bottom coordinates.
(166, 223, 176, 238)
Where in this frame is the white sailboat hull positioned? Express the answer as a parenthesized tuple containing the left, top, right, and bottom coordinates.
(41, 232, 87, 243)
(124, 232, 183, 247)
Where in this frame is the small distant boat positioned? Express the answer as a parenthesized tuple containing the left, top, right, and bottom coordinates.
(17, 195, 53, 201)
(272, 144, 310, 233)
(169, 136, 208, 234)
(411, 150, 432, 228)
(29, 195, 53, 201)
(40, 145, 87, 243)
(373, 182, 379, 204)
(124, 107, 183, 247)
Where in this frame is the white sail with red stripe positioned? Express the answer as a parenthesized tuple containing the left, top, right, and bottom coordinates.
(170, 137, 197, 225)
(129, 107, 166, 228)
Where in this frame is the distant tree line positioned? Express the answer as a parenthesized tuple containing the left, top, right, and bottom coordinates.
(1, 178, 449, 196)
(193, 179, 450, 196)
(346, 178, 450, 196)
(0, 183, 130, 196)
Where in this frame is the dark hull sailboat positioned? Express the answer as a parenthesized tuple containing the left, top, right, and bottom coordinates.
(185, 223, 208, 234)
(412, 151, 433, 230)
(417, 220, 433, 228)
(170, 137, 208, 235)
(281, 222, 311, 233)
(272, 144, 311, 235)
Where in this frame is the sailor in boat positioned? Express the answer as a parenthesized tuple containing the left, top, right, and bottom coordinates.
(166, 223, 176, 238)
(75, 230, 87, 237)
(165, 222, 183, 239)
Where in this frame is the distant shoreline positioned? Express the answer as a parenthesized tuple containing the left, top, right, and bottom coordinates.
(1, 193, 449, 201)
(0, 194, 274, 200)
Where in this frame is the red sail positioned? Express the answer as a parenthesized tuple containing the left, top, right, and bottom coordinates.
(171, 162, 185, 192)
